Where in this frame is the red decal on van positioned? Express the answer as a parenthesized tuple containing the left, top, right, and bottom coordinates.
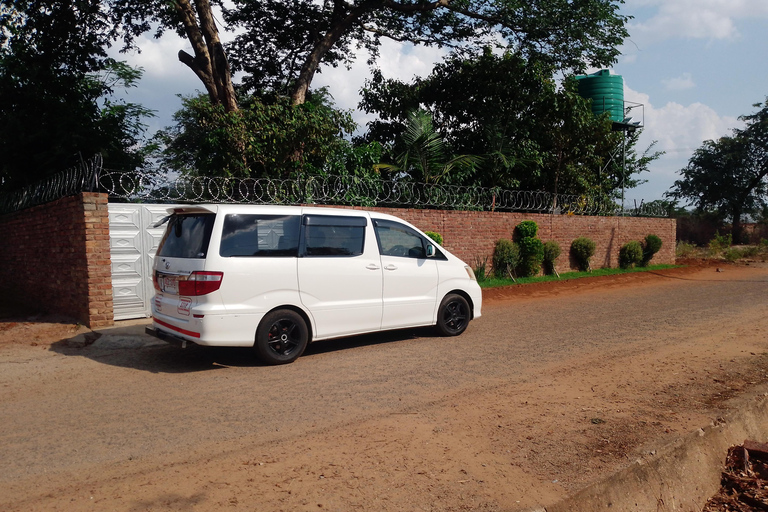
(178, 297, 192, 316)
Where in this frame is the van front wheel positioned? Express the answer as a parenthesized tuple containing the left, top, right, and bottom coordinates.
(436, 294, 470, 336)
(255, 310, 309, 365)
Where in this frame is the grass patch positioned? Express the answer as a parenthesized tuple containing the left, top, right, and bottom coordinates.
(478, 264, 679, 289)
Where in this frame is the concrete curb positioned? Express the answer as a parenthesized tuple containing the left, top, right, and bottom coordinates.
(534, 389, 768, 512)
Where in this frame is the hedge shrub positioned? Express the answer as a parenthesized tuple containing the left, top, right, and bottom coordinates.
(516, 220, 538, 239)
(518, 236, 544, 277)
(619, 240, 643, 269)
(641, 234, 662, 266)
(493, 239, 520, 278)
(514, 221, 542, 277)
(542, 241, 561, 275)
(571, 237, 596, 272)
(425, 231, 443, 246)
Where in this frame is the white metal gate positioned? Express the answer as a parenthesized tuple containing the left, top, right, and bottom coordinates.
(108, 204, 177, 320)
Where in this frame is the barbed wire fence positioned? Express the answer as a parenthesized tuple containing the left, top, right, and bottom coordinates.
(0, 154, 668, 217)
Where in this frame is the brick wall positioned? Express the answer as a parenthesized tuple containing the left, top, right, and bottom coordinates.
(0, 194, 674, 327)
(0, 193, 113, 328)
(330, 206, 676, 273)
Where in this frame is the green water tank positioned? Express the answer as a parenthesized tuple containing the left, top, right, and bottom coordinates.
(575, 69, 624, 123)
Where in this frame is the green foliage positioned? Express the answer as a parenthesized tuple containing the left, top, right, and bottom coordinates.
(479, 264, 679, 289)
(619, 241, 643, 269)
(737, 246, 761, 258)
(493, 239, 521, 279)
(708, 231, 733, 253)
(360, 51, 658, 196)
(514, 220, 544, 277)
(0, 1, 154, 189)
(223, 0, 629, 102)
(641, 234, 663, 266)
(518, 237, 544, 277)
(571, 237, 597, 271)
(155, 92, 361, 180)
(542, 241, 562, 275)
(425, 231, 443, 245)
(374, 110, 481, 185)
(675, 241, 698, 258)
(667, 98, 768, 243)
(516, 220, 539, 239)
(473, 257, 488, 282)
(723, 247, 742, 262)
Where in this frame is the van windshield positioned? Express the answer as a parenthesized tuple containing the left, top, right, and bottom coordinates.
(157, 213, 215, 259)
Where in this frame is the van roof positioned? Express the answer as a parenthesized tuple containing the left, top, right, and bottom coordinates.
(165, 203, 412, 227)
(168, 203, 389, 217)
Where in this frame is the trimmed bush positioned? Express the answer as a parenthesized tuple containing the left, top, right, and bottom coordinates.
(493, 239, 520, 278)
(542, 241, 561, 275)
(516, 220, 538, 239)
(515, 221, 543, 277)
(619, 240, 643, 269)
(425, 231, 443, 245)
(641, 234, 662, 266)
(571, 237, 596, 272)
(518, 237, 544, 277)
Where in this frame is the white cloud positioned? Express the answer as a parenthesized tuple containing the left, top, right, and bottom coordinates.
(625, 0, 768, 43)
(662, 72, 695, 91)
(624, 84, 742, 199)
(314, 40, 446, 129)
(115, 34, 195, 83)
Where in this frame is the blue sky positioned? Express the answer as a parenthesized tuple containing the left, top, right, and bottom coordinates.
(117, 0, 768, 203)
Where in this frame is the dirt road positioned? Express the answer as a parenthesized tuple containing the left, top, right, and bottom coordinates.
(1, 263, 767, 511)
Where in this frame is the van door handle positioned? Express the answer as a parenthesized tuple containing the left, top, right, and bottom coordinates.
(366, 264, 381, 270)
(384, 264, 398, 271)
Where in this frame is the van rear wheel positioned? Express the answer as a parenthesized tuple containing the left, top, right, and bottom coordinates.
(436, 294, 470, 336)
(255, 310, 309, 365)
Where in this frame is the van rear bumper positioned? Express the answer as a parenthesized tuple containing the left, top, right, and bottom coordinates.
(145, 326, 198, 348)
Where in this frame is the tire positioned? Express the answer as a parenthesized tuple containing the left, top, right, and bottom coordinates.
(255, 309, 309, 365)
(435, 293, 470, 336)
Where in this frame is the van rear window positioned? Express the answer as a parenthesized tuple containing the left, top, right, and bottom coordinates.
(157, 214, 215, 259)
(220, 214, 300, 257)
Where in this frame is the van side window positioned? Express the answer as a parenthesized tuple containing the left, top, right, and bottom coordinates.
(220, 214, 300, 257)
(374, 219, 446, 259)
(303, 215, 366, 257)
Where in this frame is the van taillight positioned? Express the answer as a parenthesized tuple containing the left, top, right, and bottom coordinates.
(152, 272, 160, 291)
(178, 271, 224, 296)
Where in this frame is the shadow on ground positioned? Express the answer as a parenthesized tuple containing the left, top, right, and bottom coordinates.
(49, 319, 438, 374)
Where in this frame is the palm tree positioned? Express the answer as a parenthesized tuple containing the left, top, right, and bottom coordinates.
(378, 110, 482, 185)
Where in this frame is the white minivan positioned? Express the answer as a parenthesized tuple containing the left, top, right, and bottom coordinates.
(146, 204, 482, 364)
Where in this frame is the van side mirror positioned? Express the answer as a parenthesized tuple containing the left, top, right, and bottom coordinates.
(426, 244, 435, 258)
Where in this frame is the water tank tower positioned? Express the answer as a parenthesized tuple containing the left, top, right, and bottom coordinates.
(575, 69, 625, 123)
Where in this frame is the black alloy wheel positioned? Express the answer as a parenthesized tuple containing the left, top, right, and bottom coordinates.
(255, 309, 309, 365)
(436, 294, 470, 336)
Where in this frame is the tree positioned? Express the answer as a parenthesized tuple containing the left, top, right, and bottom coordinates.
(0, 0, 154, 190)
(375, 110, 481, 185)
(108, 0, 237, 111)
(666, 99, 768, 242)
(155, 90, 366, 180)
(359, 50, 658, 197)
(225, 0, 629, 104)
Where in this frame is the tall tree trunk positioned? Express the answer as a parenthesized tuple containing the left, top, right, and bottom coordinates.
(290, 0, 382, 105)
(174, 0, 238, 112)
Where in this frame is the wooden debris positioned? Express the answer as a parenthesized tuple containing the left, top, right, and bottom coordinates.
(702, 440, 768, 512)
